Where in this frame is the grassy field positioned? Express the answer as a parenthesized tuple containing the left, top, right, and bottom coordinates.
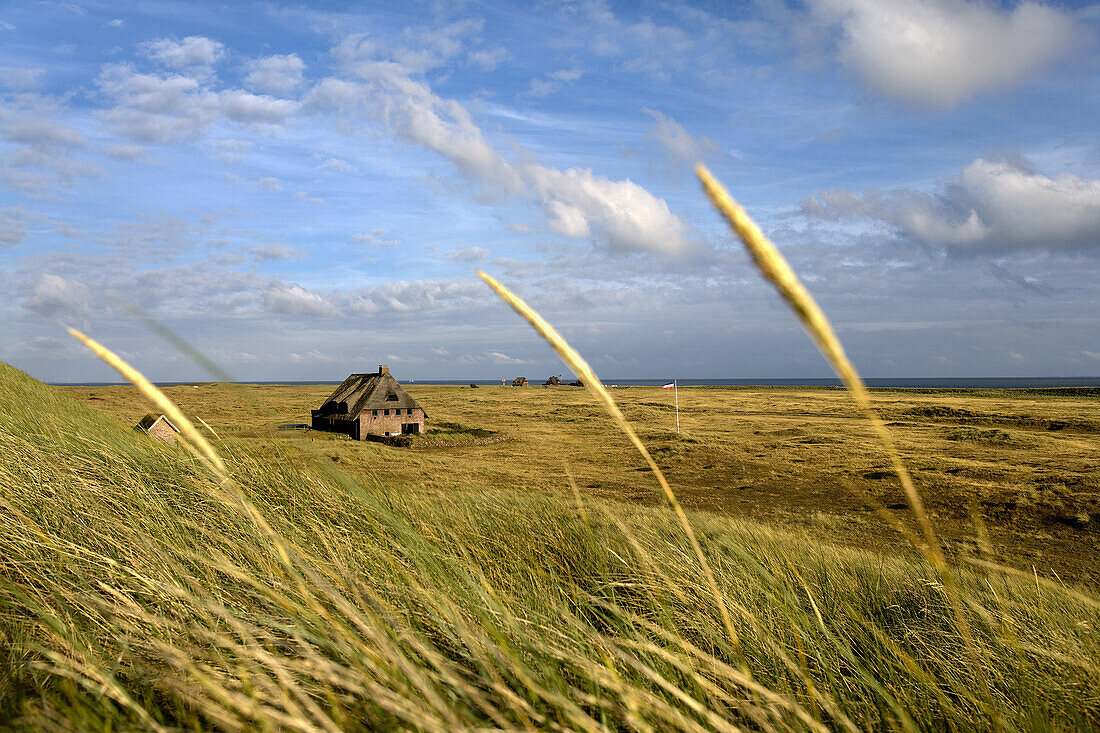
(2, 361, 1099, 729)
(64, 380, 1100, 585)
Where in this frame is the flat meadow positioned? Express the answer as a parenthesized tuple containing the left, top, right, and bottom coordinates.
(66, 381, 1100, 584)
(0, 362, 1098, 729)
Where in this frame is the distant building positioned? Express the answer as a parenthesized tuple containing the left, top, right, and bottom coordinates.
(135, 413, 180, 445)
(544, 375, 562, 385)
(311, 366, 427, 440)
(512, 377, 530, 386)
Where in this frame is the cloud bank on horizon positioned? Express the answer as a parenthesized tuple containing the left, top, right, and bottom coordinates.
(0, 0, 1097, 382)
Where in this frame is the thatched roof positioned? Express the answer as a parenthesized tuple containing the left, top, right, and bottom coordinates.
(315, 368, 425, 419)
(136, 413, 179, 433)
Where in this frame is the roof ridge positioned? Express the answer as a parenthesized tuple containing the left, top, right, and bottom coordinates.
(318, 371, 424, 417)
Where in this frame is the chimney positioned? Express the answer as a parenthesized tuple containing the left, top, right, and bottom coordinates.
(379, 365, 390, 375)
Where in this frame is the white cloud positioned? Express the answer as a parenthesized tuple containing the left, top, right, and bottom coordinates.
(211, 138, 250, 163)
(142, 36, 224, 73)
(249, 244, 299, 261)
(0, 208, 28, 246)
(643, 108, 717, 171)
(808, 0, 1080, 107)
(312, 60, 692, 255)
(244, 53, 305, 96)
(554, 1, 697, 83)
(0, 67, 43, 89)
(487, 351, 529, 365)
(346, 279, 487, 316)
(1, 106, 99, 191)
(334, 20, 482, 76)
(801, 156, 1100, 250)
(4, 118, 85, 148)
(353, 229, 399, 246)
(106, 143, 144, 160)
(317, 157, 354, 173)
(362, 66, 522, 194)
(53, 222, 86, 239)
(96, 64, 298, 143)
(216, 90, 298, 123)
(293, 190, 326, 204)
(524, 68, 584, 97)
(443, 246, 490, 262)
(395, 19, 483, 72)
(955, 159, 1100, 246)
(259, 176, 282, 191)
(521, 164, 690, 254)
(25, 274, 91, 317)
(467, 47, 509, 71)
(287, 349, 341, 364)
(262, 282, 339, 316)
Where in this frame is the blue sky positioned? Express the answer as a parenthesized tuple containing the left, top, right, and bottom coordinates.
(2, 0, 1098, 382)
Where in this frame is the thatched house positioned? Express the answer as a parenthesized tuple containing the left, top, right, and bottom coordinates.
(136, 413, 180, 445)
(544, 375, 562, 385)
(311, 366, 426, 440)
(512, 377, 530, 386)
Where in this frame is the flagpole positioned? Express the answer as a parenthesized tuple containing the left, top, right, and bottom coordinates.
(675, 379, 680, 433)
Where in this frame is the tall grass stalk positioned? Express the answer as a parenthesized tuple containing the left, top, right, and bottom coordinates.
(477, 270, 743, 657)
(68, 328, 228, 482)
(695, 164, 993, 714)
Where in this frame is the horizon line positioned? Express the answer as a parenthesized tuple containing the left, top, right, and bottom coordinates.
(47, 376, 1100, 387)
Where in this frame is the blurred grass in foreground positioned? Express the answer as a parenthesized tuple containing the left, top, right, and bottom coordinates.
(1, 360, 1098, 730)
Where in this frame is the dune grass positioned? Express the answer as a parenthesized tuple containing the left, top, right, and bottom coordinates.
(1, 360, 1099, 731)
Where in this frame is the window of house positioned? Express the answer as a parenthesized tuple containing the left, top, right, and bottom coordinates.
(386, 393, 398, 401)
(371, 410, 378, 417)
(406, 408, 413, 415)
(383, 409, 390, 416)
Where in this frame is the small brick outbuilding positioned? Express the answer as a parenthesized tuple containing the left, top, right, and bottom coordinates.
(136, 413, 180, 445)
(311, 366, 427, 440)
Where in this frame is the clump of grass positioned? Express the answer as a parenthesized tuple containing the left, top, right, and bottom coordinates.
(400, 420, 508, 449)
(944, 427, 1018, 445)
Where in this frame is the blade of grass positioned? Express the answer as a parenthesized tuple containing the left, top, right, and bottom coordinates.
(68, 327, 227, 483)
(476, 270, 744, 661)
(694, 166, 936, 561)
(694, 163, 995, 719)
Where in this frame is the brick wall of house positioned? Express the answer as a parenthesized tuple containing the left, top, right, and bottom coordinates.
(148, 420, 177, 445)
(358, 407, 425, 438)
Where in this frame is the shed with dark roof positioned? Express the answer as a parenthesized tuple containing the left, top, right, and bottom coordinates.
(135, 413, 180, 445)
(311, 366, 426, 439)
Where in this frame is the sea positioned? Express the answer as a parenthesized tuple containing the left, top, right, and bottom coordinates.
(55, 377, 1100, 389)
